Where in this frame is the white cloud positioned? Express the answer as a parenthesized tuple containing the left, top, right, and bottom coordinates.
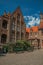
(24, 16, 29, 20)
(24, 16, 40, 27)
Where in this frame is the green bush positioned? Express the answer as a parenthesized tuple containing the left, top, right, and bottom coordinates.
(2, 45, 8, 53)
(22, 41, 31, 50)
(8, 43, 15, 52)
(13, 40, 24, 52)
(6, 41, 34, 52)
(13, 40, 32, 52)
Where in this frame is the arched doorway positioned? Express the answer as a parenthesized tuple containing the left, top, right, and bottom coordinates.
(1, 34, 7, 43)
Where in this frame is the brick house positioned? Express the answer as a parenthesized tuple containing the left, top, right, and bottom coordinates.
(0, 7, 26, 49)
(26, 13, 43, 49)
(0, 7, 43, 51)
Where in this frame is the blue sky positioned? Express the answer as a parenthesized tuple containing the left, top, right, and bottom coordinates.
(0, 0, 43, 27)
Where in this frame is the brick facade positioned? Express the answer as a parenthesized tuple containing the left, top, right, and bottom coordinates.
(0, 7, 43, 50)
(26, 13, 43, 49)
(0, 7, 26, 48)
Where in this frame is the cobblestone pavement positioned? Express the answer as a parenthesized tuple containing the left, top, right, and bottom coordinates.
(0, 49, 43, 65)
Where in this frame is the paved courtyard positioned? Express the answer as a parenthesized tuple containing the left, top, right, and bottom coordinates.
(0, 49, 43, 65)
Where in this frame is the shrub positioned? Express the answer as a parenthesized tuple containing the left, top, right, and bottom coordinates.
(6, 41, 34, 52)
(14, 40, 31, 51)
(2, 45, 8, 53)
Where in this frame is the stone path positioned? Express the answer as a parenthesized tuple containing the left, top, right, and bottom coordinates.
(0, 49, 43, 65)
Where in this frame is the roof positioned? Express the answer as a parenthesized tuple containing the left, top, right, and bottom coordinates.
(32, 26, 38, 32)
(26, 28, 30, 33)
(26, 26, 38, 33)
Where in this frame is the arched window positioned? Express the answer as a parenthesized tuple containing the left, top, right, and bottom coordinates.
(17, 13, 20, 25)
(2, 20, 8, 29)
(1, 34, 7, 43)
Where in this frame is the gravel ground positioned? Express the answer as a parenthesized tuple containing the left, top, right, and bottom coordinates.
(0, 49, 43, 65)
